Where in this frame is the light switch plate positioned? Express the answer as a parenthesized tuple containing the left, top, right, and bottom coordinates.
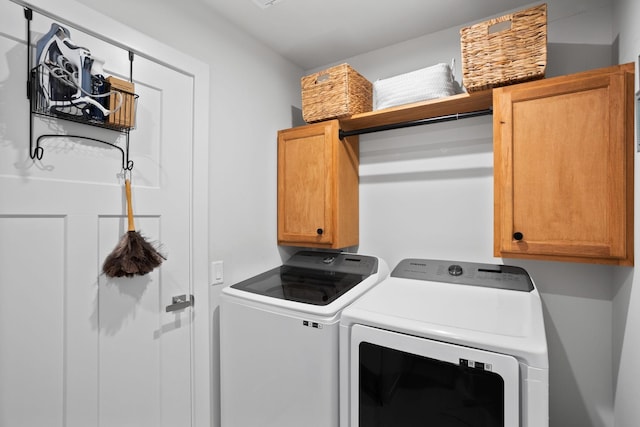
(210, 261, 224, 285)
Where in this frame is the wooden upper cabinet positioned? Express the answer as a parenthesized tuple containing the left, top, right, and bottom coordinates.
(277, 120, 359, 249)
(494, 63, 635, 265)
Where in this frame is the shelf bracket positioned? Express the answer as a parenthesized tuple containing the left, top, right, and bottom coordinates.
(338, 108, 493, 139)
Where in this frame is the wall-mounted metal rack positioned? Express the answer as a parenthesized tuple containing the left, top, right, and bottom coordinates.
(24, 7, 139, 171)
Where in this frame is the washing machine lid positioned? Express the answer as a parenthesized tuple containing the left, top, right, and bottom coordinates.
(229, 251, 379, 306)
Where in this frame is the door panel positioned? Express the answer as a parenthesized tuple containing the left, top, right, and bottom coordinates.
(98, 217, 163, 427)
(281, 133, 328, 236)
(0, 216, 65, 427)
(0, 3, 194, 426)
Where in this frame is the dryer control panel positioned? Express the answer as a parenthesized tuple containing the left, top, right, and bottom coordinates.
(391, 258, 534, 292)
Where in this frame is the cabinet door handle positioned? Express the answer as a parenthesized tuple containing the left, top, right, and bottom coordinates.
(513, 232, 524, 241)
(317, 228, 324, 235)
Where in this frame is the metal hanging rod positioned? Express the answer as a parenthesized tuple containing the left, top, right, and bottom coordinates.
(338, 108, 493, 139)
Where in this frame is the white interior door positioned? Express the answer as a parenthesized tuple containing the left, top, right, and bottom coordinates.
(0, 3, 196, 426)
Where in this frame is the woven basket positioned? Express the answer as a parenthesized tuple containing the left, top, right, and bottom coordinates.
(460, 3, 547, 92)
(301, 63, 372, 123)
(106, 76, 137, 129)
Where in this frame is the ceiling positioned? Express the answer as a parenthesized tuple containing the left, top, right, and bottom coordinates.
(200, 0, 537, 70)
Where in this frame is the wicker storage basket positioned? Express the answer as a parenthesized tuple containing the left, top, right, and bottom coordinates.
(301, 63, 372, 123)
(460, 3, 547, 92)
(106, 76, 137, 129)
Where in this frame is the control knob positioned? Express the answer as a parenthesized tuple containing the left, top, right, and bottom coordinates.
(448, 264, 463, 276)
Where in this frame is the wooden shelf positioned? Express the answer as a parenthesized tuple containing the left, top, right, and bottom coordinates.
(338, 90, 493, 132)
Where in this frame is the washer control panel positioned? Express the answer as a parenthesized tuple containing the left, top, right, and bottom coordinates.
(284, 250, 379, 275)
(391, 258, 534, 292)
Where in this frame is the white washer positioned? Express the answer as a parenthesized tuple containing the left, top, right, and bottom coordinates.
(220, 251, 389, 427)
(339, 258, 548, 427)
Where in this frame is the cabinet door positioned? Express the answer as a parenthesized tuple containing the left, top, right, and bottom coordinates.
(278, 121, 337, 246)
(278, 120, 359, 249)
(494, 64, 634, 265)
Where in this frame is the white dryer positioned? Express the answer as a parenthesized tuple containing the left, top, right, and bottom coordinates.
(339, 258, 548, 427)
(220, 251, 389, 427)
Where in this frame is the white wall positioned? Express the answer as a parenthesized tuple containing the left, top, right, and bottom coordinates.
(612, 0, 640, 425)
(328, 2, 619, 427)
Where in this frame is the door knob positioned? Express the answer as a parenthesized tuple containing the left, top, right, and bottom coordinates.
(317, 228, 324, 235)
(166, 294, 194, 312)
(513, 232, 524, 241)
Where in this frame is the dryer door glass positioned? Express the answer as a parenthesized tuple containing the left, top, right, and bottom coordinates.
(360, 342, 504, 426)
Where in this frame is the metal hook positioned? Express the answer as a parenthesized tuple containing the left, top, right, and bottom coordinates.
(123, 167, 132, 182)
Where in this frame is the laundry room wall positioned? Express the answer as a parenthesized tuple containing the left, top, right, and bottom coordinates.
(318, 2, 622, 427)
(612, 0, 640, 425)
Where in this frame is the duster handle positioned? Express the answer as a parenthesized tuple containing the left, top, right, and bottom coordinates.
(125, 179, 135, 232)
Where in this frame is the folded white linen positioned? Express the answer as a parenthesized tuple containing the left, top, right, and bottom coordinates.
(373, 61, 464, 110)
